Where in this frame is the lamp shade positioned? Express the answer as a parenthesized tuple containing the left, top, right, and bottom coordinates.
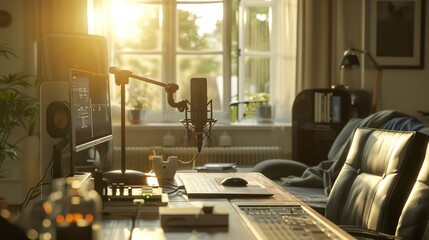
(338, 47, 383, 114)
(339, 49, 360, 69)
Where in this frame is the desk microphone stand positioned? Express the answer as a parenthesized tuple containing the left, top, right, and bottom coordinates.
(103, 67, 187, 185)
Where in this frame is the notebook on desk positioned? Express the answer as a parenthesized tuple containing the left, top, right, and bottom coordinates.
(177, 172, 273, 198)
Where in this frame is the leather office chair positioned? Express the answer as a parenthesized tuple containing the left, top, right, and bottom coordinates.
(325, 128, 429, 235)
(395, 155, 429, 239)
(344, 142, 429, 240)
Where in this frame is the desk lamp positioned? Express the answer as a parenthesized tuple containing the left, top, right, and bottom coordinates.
(103, 67, 187, 185)
(339, 47, 383, 113)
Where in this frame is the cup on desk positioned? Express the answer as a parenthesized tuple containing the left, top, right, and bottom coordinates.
(153, 156, 178, 180)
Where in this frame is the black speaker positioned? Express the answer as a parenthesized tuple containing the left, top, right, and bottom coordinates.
(40, 81, 69, 198)
(46, 101, 70, 138)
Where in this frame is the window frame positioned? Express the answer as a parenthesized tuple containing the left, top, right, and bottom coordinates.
(107, 0, 231, 124)
(236, 0, 274, 122)
(89, 0, 296, 125)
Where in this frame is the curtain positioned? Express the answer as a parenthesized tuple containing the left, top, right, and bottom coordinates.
(273, 0, 298, 123)
(297, 0, 336, 92)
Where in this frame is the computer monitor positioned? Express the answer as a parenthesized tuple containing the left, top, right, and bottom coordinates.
(43, 33, 108, 82)
(69, 69, 113, 154)
(44, 69, 113, 181)
(68, 69, 113, 176)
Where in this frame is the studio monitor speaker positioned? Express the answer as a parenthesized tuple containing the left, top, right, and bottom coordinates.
(40, 81, 69, 199)
(46, 101, 70, 138)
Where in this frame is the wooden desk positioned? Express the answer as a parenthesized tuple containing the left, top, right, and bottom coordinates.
(101, 172, 354, 240)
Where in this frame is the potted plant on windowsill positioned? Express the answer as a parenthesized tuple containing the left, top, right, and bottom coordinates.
(244, 92, 273, 123)
(0, 44, 38, 178)
(126, 81, 152, 124)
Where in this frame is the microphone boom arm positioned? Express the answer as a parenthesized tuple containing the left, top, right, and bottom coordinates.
(110, 67, 187, 112)
(110, 67, 215, 161)
(110, 66, 188, 173)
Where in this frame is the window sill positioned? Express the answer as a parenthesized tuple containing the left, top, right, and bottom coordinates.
(113, 121, 291, 130)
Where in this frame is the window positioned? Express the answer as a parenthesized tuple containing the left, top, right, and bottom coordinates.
(236, 0, 273, 120)
(88, 0, 297, 123)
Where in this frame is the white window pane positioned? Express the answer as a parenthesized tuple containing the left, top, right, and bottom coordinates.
(177, 3, 223, 51)
(114, 54, 163, 110)
(112, 3, 162, 51)
(243, 56, 270, 96)
(176, 55, 223, 111)
(243, 6, 271, 52)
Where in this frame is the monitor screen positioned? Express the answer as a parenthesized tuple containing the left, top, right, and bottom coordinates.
(69, 69, 113, 153)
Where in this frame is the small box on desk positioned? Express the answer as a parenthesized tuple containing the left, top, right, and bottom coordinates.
(194, 163, 238, 172)
(159, 206, 229, 229)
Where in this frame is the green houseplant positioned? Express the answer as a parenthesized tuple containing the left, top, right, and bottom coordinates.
(126, 80, 153, 124)
(0, 44, 38, 171)
(244, 92, 271, 119)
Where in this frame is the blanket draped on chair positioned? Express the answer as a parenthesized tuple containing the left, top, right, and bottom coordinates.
(281, 110, 424, 194)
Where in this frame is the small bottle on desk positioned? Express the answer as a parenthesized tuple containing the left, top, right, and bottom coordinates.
(43, 177, 103, 240)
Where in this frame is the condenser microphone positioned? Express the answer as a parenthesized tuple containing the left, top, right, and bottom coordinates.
(190, 78, 208, 152)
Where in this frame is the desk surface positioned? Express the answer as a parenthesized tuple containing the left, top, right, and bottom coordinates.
(101, 172, 353, 240)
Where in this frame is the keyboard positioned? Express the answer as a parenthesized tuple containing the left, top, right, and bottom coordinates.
(177, 173, 273, 198)
(237, 204, 345, 240)
(180, 176, 224, 193)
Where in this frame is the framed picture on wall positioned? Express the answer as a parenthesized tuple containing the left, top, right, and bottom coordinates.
(368, 0, 425, 68)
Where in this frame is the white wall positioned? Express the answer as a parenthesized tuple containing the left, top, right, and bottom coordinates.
(336, 0, 429, 124)
(376, 1, 429, 122)
(383, 67, 429, 122)
(0, 1, 25, 74)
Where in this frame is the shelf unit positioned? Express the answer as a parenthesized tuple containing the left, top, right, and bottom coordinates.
(292, 89, 351, 166)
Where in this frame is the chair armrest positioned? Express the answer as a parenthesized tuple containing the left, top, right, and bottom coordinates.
(340, 225, 401, 240)
(252, 159, 309, 179)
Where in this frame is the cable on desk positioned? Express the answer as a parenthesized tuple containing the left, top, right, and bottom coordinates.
(155, 175, 186, 197)
(165, 186, 186, 198)
(156, 176, 179, 188)
(129, 215, 136, 240)
(177, 150, 200, 165)
(128, 200, 143, 240)
(20, 153, 54, 213)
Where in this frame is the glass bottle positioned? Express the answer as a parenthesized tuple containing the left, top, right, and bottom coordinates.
(43, 177, 102, 240)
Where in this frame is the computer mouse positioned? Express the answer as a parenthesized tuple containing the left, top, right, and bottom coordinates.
(221, 177, 248, 187)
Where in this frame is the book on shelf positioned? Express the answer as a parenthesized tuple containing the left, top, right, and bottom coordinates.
(314, 92, 341, 123)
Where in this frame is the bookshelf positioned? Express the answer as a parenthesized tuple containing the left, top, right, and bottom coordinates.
(292, 89, 351, 166)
